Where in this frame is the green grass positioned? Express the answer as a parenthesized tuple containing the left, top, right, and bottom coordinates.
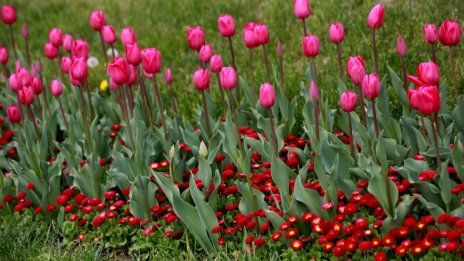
(2, 0, 463, 121)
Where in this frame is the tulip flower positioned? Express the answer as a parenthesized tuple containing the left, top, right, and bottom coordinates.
(218, 14, 237, 70)
(70, 57, 88, 84)
(302, 35, 320, 58)
(125, 42, 142, 65)
(31, 76, 43, 95)
(8, 73, 20, 92)
(73, 39, 89, 58)
(121, 27, 137, 46)
(164, 68, 178, 114)
(367, 3, 384, 73)
(198, 44, 213, 63)
(193, 68, 212, 137)
(6, 104, 22, 123)
(2, 5, 18, 61)
(219, 67, 237, 90)
(259, 83, 278, 155)
(209, 55, 227, 112)
(127, 64, 137, 86)
(187, 26, 205, 51)
(16, 67, 31, 87)
(346, 56, 367, 127)
(243, 22, 259, 85)
(108, 57, 130, 85)
(102, 25, 117, 58)
(89, 10, 106, 31)
(340, 90, 357, 157)
(293, 0, 310, 36)
(50, 79, 68, 129)
(407, 61, 439, 87)
(309, 81, 320, 140)
(423, 24, 438, 62)
(362, 73, 381, 137)
(61, 57, 71, 74)
(62, 34, 73, 53)
(439, 20, 462, 97)
(0, 46, 8, 64)
(44, 42, 59, 59)
(329, 23, 345, 78)
(141, 48, 162, 75)
(396, 35, 409, 91)
(49, 28, 63, 47)
(20, 22, 31, 67)
(254, 23, 271, 81)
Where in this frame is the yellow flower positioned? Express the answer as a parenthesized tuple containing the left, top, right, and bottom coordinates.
(99, 80, 108, 92)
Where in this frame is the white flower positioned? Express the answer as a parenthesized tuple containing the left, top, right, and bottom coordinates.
(106, 48, 119, 58)
(87, 56, 99, 68)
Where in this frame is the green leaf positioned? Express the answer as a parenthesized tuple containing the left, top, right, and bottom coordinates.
(387, 66, 409, 106)
(381, 195, 415, 235)
(271, 157, 292, 211)
(130, 176, 158, 220)
(367, 168, 398, 218)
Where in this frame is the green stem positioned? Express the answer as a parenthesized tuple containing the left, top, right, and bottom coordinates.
(227, 90, 243, 153)
(262, 45, 271, 83)
(372, 29, 379, 74)
(348, 112, 355, 158)
(27, 105, 40, 139)
(201, 90, 212, 138)
(336, 43, 343, 79)
(58, 97, 69, 129)
(9, 25, 18, 61)
(432, 113, 441, 172)
(78, 87, 94, 154)
(152, 76, 168, 137)
(302, 19, 308, 36)
(216, 73, 227, 114)
(268, 108, 278, 156)
(227, 37, 237, 71)
(372, 99, 379, 138)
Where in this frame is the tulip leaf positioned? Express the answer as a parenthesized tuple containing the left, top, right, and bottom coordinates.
(367, 166, 398, 218)
(381, 195, 415, 235)
(387, 66, 409, 106)
(130, 176, 158, 220)
(271, 156, 292, 212)
(293, 170, 330, 220)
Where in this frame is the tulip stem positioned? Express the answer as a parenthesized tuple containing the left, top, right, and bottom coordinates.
(336, 43, 343, 79)
(401, 56, 408, 92)
(9, 25, 18, 62)
(268, 108, 278, 156)
(78, 87, 94, 153)
(58, 97, 69, 129)
(431, 44, 437, 64)
(201, 90, 212, 139)
(358, 85, 368, 128)
(110, 44, 116, 60)
(314, 100, 320, 141)
(137, 65, 153, 128)
(385, 168, 394, 217)
(125, 85, 134, 118)
(84, 82, 95, 120)
(41, 75, 51, 115)
(216, 73, 227, 114)
(372, 29, 379, 74)
(279, 52, 284, 91)
(167, 83, 179, 114)
(248, 49, 254, 87)
(2, 64, 10, 78)
(372, 99, 379, 138)
(432, 113, 441, 172)
(227, 90, 243, 152)
(152, 77, 168, 137)
(262, 45, 271, 83)
(118, 87, 136, 151)
(99, 32, 108, 66)
(24, 37, 31, 68)
(26, 105, 40, 138)
(420, 115, 427, 138)
(348, 112, 355, 158)
(227, 37, 237, 71)
(302, 19, 308, 36)
(449, 47, 459, 98)
(310, 58, 318, 84)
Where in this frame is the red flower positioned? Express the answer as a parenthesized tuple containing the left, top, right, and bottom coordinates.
(271, 231, 282, 241)
(374, 251, 387, 261)
(253, 237, 266, 247)
(290, 240, 303, 251)
(245, 235, 255, 245)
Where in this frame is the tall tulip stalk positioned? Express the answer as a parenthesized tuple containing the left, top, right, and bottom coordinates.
(347, 56, 367, 127)
(309, 81, 320, 140)
(340, 91, 357, 157)
(220, 67, 243, 152)
(194, 68, 212, 138)
(21, 22, 31, 67)
(329, 23, 345, 79)
(423, 24, 438, 63)
(396, 35, 408, 92)
(50, 80, 68, 129)
(255, 24, 271, 82)
(218, 14, 237, 70)
(89, 10, 107, 65)
(294, 0, 311, 36)
(260, 83, 277, 155)
(164, 68, 178, 114)
(210, 54, 227, 113)
(367, 3, 384, 74)
(362, 73, 381, 138)
(2, 5, 18, 61)
(243, 23, 259, 86)
(439, 20, 462, 98)
(302, 35, 320, 84)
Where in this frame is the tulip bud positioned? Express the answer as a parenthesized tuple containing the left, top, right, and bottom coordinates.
(1, 5, 16, 25)
(309, 81, 319, 100)
(21, 22, 29, 38)
(416, 61, 440, 86)
(259, 83, 275, 108)
(141, 48, 162, 75)
(243, 22, 259, 48)
(125, 42, 142, 65)
(193, 68, 210, 90)
(18, 86, 35, 105)
(89, 10, 106, 31)
(63, 34, 73, 52)
(361, 73, 381, 99)
(8, 74, 20, 92)
(187, 26, 206, 51)
(70, 57, 88, 83)
(302, 35, 320, 57)
(293, 0, 311, 20)
(50, 79, 63, 96)
(44, 42, 59, 59)
(49, 28, 63, 47)
(16, 67, 31, 86)
(219, 67, 237, 89)
(127, 65, 137, 86)
(329, 23, 345, 43)
(31, 76, 44, 94)
(254, 23, 269, 45)
(169, 145, 176, 160)
(438, 20, 462, 46)
(198, 44, 213, 63)
(346, 56, 366, 85)
(396, 35, 407, 56)
(277, 41, 284, 57)
(102, 25, 117, 45)
(61, 57, 71, 73)
(340, 91, 357, 112)
(218, 14, 236, 38)
(423, 24, 438, 44)
(199, 141, 208, 158)
(367, 3, 384, 29)
(7, 104, 22, 123)
(107, 57, 129, 85)
(164, 68, 173, 85)
(73, 39, 89, 58)
(121, 27, 137, 46)
(31, 60, 43, 76)
(408, 86, 441, 115)
(0, 46, 8, 64)
(210, 54, 223, 73)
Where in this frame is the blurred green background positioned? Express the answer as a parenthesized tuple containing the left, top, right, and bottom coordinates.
(2, 0, 463, 121)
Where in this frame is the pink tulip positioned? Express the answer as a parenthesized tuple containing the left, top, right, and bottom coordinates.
(340, 90, 357, 112)
(346, 56, 366, 85)
(302, 35, 320, 57)
(408, 61, 439, 87)
(141, 48, 162, 75)
(70, 57, 88, 83)
(89, 10, 106, 31)
(44, 42, 59, 59)
(61, 57, 71, 73)
(73, 39, 89, 58)
(277, 41, 284, 57)
(8, 74, 20, 92)
(259, 83, 275, 108)
(31, 60, 43, 76)
(127, 65, 137, 86)
(102, 25, 117, 45)
(50, 79, 63, 96)
(210, 54, 223, 73)
(0, 46, 8, 64)
(293, 0, 310, 20)
(107, 57, 129, 85)
(1, 5, 16, 25)
(408, 85, 441, 115)
(49, 28, 63, 47)
(219, 67, 237, 89)
(187, 26, 206, 51)
(7, 104, 22, 123)
(18, 86, 35, 105)
(362, 73, 381, 99)
(125, 42, 142, 65)
(63, 34, 74, 52)
(121, 27, 137, 46)
(439, 20, 462, 46)
(309, 81, 319, 100)
(193, 68, 210, 90)
(243, 22, 259, 48)
(198, 44, 213, 63)
(16, 67, 31, 87)
(109, 78, 118, 91)
(21, 22, 29, 38)
(423, 24, 438, 44)
(31, 76, 44, 94)
(218, 14, 236, 37)
(396, 35, 407, 56)
(254, 23, 269, 45)
(367, 3, 384, 29)
(165, 68, 173, 85)
(329, 23, 344, 43)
